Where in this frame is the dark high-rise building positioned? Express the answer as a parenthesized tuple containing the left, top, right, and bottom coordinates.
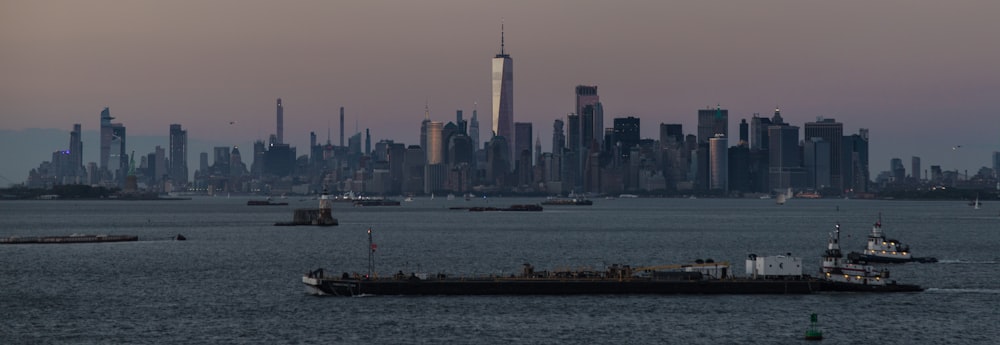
(470, 105, 480, 152)
(251, 140, 265, 177)
(659, 124, 683, 148)
(169, 124, 188, 185)
(552, 119, 565, 157)
(339, 106, 345, 147)
(842, 129, 869, 193)
(200, 152, 209, 174)
(276, 98, 284, 144)
(365, 128, 371, 156)
(613, 117, 640, 161)
(768, 124, 801, 191)
(566, 113, 581, 187)
(911, 156, 921, 181)
(738, 119, 749, 146)
(492, 25, 514, 161)
(213, 146, 231, 177)
(575, 85, 602, 150)
(420, 104, 430, 159)
(697, 106, 728, 144)
(804, 118, 843, 192)
(514, 122, 533, 165)
(110, 123, 127, 184)
(890, 158, 906, 182)
(804, 137, 831, 189)
(580, 105, 595, 152)
(69, 124, 83, 182)
(750, 113, 772, 151)
(100, 107, 114, 174)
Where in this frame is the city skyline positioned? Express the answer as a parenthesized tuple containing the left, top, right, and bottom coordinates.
(2, 1, 999, 184)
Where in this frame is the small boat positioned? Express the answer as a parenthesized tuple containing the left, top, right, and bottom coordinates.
(846, 214, 937, 263)
(969, 195, 982, 209)
(247, 197, 288, 206)
(354, 199, 401, 207)
(540, 198, 593, 206)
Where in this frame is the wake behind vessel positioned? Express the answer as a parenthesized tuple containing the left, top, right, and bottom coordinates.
(302, 226, 923, 296)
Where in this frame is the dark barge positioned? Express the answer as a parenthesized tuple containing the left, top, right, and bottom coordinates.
(1, 234, 138, 244)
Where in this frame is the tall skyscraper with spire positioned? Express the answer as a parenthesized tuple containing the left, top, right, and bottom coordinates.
(100, 107, 113, 173)
(276, 98, 284, 144)
(339, 106, 345, 147)
(469, 103, 480, 151)
(492, 22, 514, 163)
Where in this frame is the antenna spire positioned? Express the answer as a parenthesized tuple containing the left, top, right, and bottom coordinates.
(501, 19, 505, 55)
(424, 100, 430, 120)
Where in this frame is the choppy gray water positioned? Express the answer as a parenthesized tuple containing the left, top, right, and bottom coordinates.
(2, 197, 998, 344)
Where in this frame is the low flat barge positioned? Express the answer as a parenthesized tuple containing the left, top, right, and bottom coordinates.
(467, 204, 543, 212)
(540, 198, 593, 206)
(1, 234, 138, 244)
(303, 224, 925, 296)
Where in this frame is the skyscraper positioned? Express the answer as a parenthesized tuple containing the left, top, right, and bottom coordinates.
(69, 124, 83, 182)
(426, 122, 443, 165)
(659, 124, 683, 147)
(100, 107, 113, 174)
(514, 122, 533, 165)
(911, 156, 921, 181)
(575, 85, 602, 151)
(750, 113, 772, 151)
(842, 129, 870, 193)
(709, 135, 728, 192)
(697, 106, 728, 144)
(340, 106, 345, 147)
(612, 117, 641, 154)
(768, 124, 800, 191)
(470, 104, 480, 151)
(110, 123, 127, 185)
(492, 24, 514, 160)
(552, 119, 565, 156)
(420, 103, 430, 158)
(276, 98, 284, 144)
(169, 124, 188, 185)
(804, 118, 843, 191)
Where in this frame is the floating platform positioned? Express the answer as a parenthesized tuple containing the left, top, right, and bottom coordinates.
(1, 234, 139, 245)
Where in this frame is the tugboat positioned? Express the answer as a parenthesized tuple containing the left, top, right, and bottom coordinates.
(819, 224, 923, 292)
(846, 214, 937, 263)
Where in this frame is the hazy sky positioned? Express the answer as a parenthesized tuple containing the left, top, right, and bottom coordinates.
(2, 1, 999, 184)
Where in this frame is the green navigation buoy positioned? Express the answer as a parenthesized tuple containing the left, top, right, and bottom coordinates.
(805, 313, 823, 340)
